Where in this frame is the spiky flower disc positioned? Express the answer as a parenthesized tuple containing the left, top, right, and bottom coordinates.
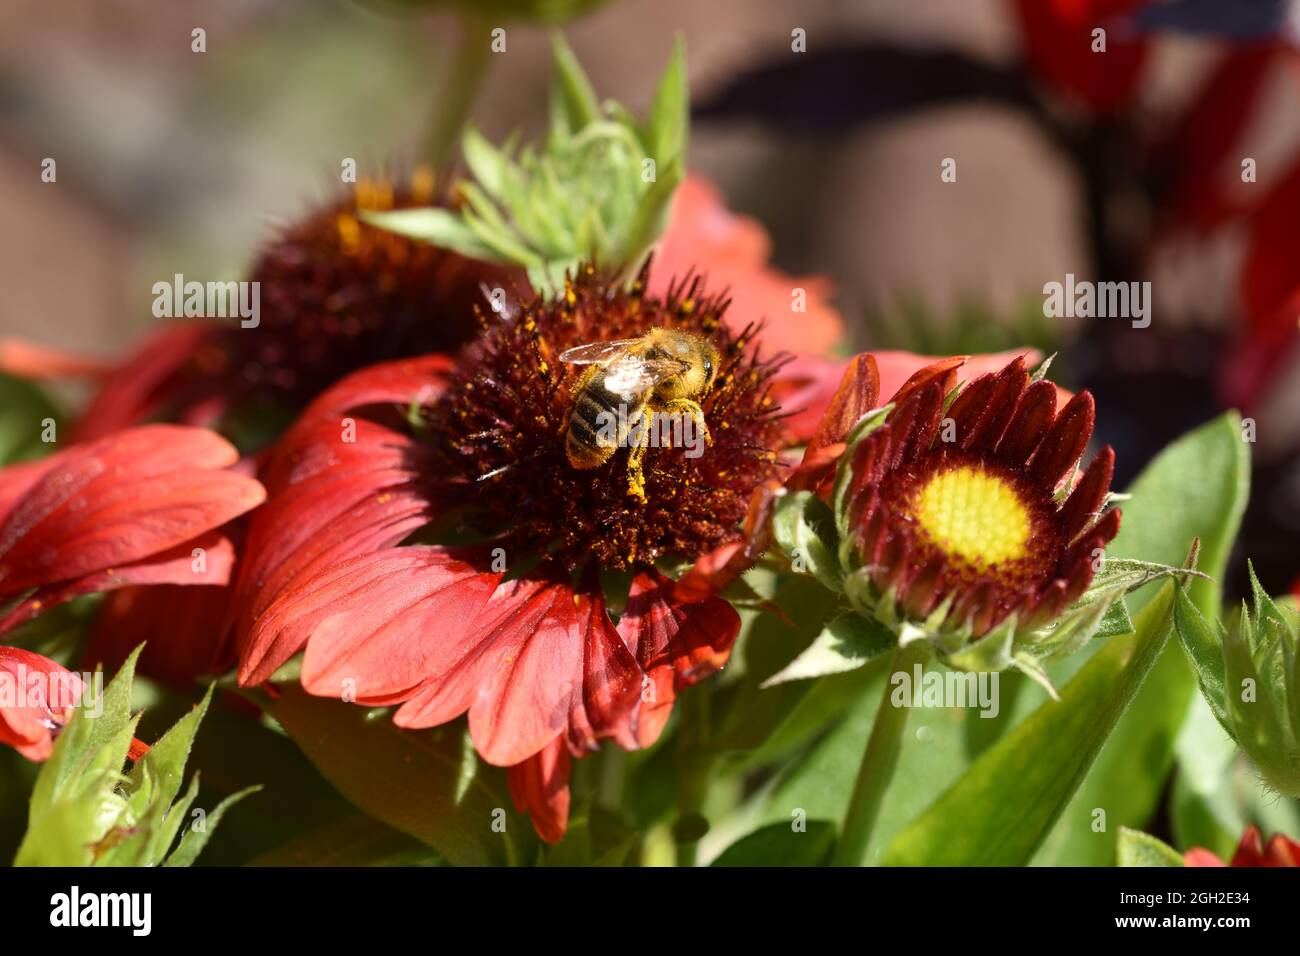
(842, 356, 1120, 641)
(427, 265, 785, 571)
(205, 171, 521, 408)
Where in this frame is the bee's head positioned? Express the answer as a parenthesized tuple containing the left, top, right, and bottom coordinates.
(701, 343, 720, 392)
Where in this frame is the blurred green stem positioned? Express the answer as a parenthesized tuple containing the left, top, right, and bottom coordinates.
(832, 641, 929, 866)
(426, 13, 495, 168)
(674, 684, 714, 867)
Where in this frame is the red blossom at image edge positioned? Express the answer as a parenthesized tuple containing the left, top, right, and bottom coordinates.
(0, 425, 266, 637)
(1184, 826, 1300, 867)
(0, 646, 81, 761)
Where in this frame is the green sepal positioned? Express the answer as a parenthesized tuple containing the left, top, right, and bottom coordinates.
(772, 490, 843, 594)
(1173, 585, 1230, 732)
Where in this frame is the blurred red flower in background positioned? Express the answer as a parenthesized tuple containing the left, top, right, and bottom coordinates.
(1014, 0, 1149, 114)
(651, 175, 844, 359)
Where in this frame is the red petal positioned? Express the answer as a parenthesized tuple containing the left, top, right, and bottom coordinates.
(566, 578, 641, 753)
(0, 646, 83, 761)
(74, 323, 219, 442)
(230, 420, 433, 672)
(392, 568, 582, 767)
(617, 569, 740, 747)
(675, 479, 781, 602)
(0, 338, 114, 381)
(1027, 390, 1096, 490)
(507, 735, 572, 845)
(996, 379, 1058, 465)
(0, 532, 236, 637)
(799, 353, 880, 473)
(1228, 825, 1268, 867)
(1059, 445, 1115, 542)
(295, 547, 500, 702)
(288, 355, 455, 438)
(0, 426, 263, 597)
(1263, 833, 1300, 867)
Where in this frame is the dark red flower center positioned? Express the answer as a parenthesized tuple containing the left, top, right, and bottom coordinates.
(424, 266, 786, 571)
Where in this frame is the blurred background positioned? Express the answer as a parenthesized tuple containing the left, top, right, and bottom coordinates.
(0, 0, 1296, 595)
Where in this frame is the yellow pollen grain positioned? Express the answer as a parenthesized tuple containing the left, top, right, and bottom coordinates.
(913, 465, 1030, 568)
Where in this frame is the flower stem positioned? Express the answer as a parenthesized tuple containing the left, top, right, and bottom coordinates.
(426, 13, 494, 168)
(674, 684, 714, 867)
(832, 640, 929, 866)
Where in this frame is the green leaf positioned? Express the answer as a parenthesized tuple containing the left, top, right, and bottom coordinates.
(711, 575, 880, 769)
(882, 585, 1177, 865)
(1117, 827, 1184, 867)
(268, 686, 532, 866)
(548, 32, 602, 132)
(642, 33, 688, 165)
(274, 815, 447, 865)
(15, 649, 246, 867)
(762, 612, 893, 687)
(359, 208, 501, 262)
(165, 785, 262, 867)
(1033, 412, 1250, 865)
(1109, 413, 1248, 619)
(248, 813, 446, 866)
(127, 685, 213, 818)
(31, 647, 140, 816)
(461, 123, 510, 199)
(0, 372, 62, 465)
(711, 819, 835, 867)
(1170, 696, 1246, 861)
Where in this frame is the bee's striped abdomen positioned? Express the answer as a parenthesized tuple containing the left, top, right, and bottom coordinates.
(566, 372, 642, 469)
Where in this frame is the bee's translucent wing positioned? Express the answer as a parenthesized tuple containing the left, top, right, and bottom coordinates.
(558, 339, 642, 365)
(602, 355, 689, 396)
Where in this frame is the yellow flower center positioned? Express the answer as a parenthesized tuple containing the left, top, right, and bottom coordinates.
(913, 464, 1030, 568)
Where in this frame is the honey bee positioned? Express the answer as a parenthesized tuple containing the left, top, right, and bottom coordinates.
(560, 328, 720, 500)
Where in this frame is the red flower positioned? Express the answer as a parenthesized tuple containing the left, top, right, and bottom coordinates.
(0, 425, 266, 636)
(0, 647, 83, 761)
(230, 269, 779, 842)
(1184, 826, 1300, 867)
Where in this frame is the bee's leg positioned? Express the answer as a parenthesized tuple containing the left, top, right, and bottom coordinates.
(663, 399, 711, 448)
(624, 406, 655, 501)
